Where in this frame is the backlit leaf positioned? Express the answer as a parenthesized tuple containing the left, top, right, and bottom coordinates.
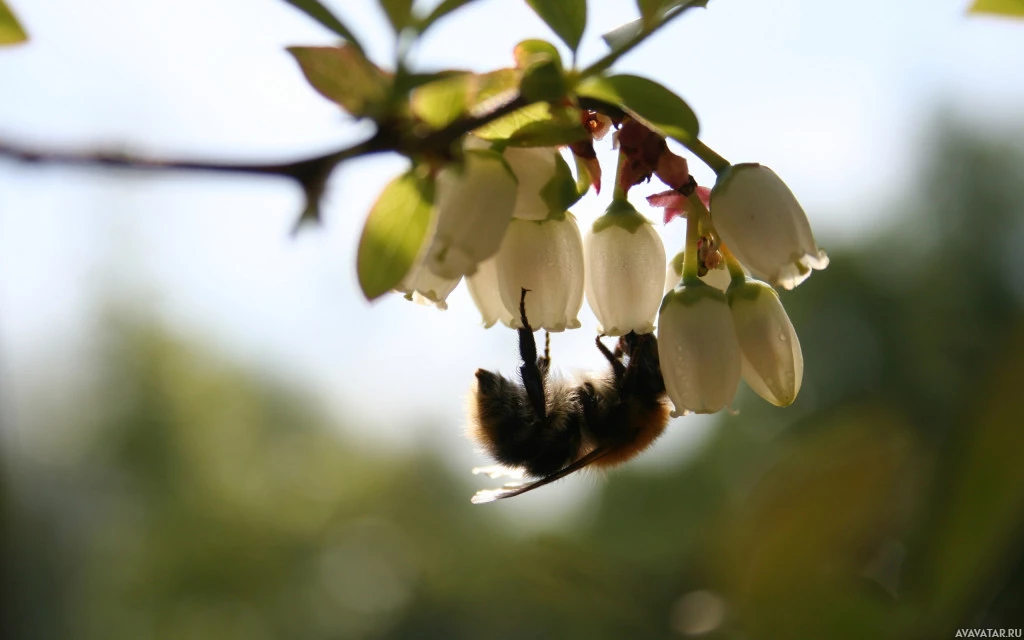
(281, 0, 363, 52)
(357, 171, 435, 300)
(636, 0, 708, 26)
(411, 73, 471, 129)
(287, 45, 391, 119)
(379, 0, 414, 32)
(419, 0, 481, 32)
(968, 0, 1024, 17)
(577, 73, 699, 143)
(524, 0, 587, 53)
(0, 0, 27, 46)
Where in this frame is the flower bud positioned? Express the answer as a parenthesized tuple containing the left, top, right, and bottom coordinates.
(396, 261, 461, 310)
(728, 279, 803, 406)
(657, 283, 741, 415)
(466, 257, 514, 328)
(665, 251, 732, 294)
(495, 213, 584, 332)
(710, 163, 828, 290)
(585, 204, 666, 336)
(424, 149, 518, 279)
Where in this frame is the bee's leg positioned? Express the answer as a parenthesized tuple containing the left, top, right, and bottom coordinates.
(538, 331, 551, 376)
(517, 288, 548, 419)
(595, 335, 627, 381)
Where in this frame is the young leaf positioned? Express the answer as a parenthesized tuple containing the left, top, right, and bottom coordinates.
(576, 74, 699, 143)
(281, 0, 364, 52)
(601, 19, 642, 51)
(287, 45, 391, 119)
(518, 58, 567, 103)
(504, 119, 588, 147)
(524, 0, 587, 53)
(513, 39, 563, 69)
(968, 0, 1024, 17)
(411, 73, 471, 129)
(573, 152, 593, 197)
(379, 0, 414, 32)
(418, 0, 481, 32)
(0, 0, 28, 46)
(357, 171, 435, 301)
(540, 152, 584, 213)
(473, 102, 550, 141)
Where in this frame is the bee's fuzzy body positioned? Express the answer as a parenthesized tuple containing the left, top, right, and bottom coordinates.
(468, 290, 670, 502)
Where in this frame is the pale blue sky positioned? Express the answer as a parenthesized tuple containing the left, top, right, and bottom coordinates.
(1, 0, 1022, 514)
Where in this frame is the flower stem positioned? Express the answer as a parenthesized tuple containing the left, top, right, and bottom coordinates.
(611, 148, 629, 202)
(720, 244, 747, 285)
(681, 211, 701, 286)
(682, 138, 730, 176)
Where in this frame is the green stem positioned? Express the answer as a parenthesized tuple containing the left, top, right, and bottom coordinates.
(681, 211, 701, 286)
(683, 138, 730, 176)
(611, 148, 629, 202)
(720, 244, 747, 285)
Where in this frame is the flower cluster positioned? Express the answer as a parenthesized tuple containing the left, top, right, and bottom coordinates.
(394, 116, 826, 416)
(651, 163, 822, 413)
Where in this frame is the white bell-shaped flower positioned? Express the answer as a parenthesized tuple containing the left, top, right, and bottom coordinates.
(424, 148, 518, 279)
(466, 257, 514, 328)
(585, 204, 666, 336)
(502, 146, 559, 221)
(665, 251, 732, 294)
(495, 213, 584, 332)
(657, 283, 741, 415)
(395, 261, 461, 310)
(710, 163, 829, 290)
(728, 279, 803, 406)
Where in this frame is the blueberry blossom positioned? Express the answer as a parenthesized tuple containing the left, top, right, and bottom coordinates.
(710, 163, 828, 289)
(424, 148, 518, 279)
(501, 146, 560, 221)
(584, 201, 666, 336)
(495, 213, 585, 332)
(396, 261, 461, 310)
(728, 279, 803, 406)
(658, 282, 742, 415)
(466, 257, 515, 328)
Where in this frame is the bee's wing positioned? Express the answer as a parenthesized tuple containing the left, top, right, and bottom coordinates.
(470, 447, 613, 504)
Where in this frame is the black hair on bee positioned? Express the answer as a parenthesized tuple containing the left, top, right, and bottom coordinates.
(468, 288, 670, 503)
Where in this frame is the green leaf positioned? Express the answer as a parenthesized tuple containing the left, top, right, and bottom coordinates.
(411, 73, 471, 129)
(518, 58, 567, 103)
(524, 0, 587, 53)
(636, 0, 707, 26)
(0, 0, 27, 46)
(601, 19, 642, 51)
(572, 152, 593, 197)
(576, 73, 699, 143)
(379, 0, 414, 32)
(281, 0, 364, 52)
(513, 39, 563, 68)
(419, 0, 481, 32)
(968, 0, 1024, 17)
(503, 117, 588, 147)
(467, 68, 520, 109)
(287, 45, 391, 119)
(541, 152, 583, 213)
(357, 171, 435, 301)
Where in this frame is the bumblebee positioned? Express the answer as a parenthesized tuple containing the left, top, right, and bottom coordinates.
(469, 289, 670, 503)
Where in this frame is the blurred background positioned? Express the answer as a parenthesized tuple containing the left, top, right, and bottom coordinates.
(2, 0, 1024, 638)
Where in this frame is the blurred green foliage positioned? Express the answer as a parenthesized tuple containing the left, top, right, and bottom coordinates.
(3, 120, 1024, 639)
